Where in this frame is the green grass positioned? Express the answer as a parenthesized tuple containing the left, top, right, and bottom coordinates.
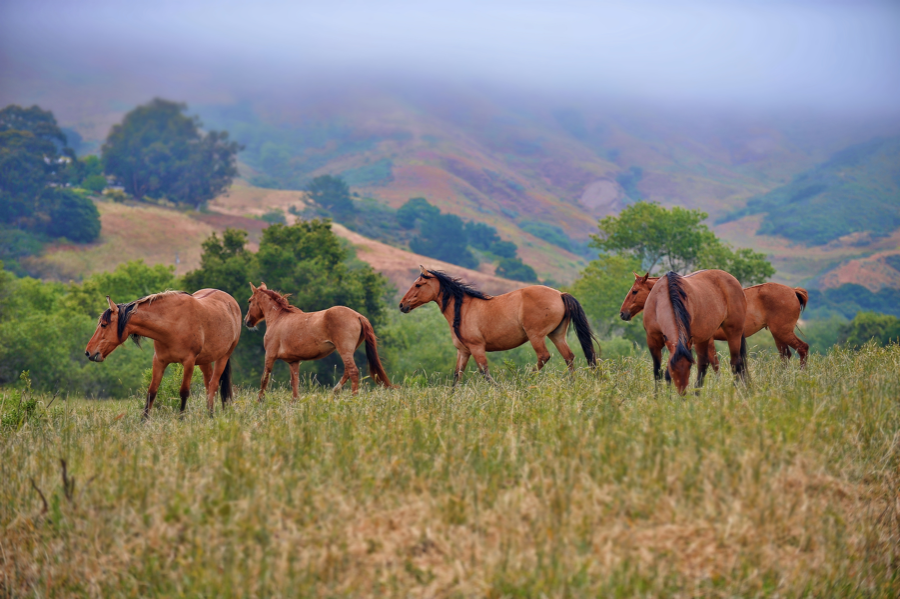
(2, 347, 899, 597)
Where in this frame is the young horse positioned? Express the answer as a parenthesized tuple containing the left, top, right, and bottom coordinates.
(620, 273, 809, 367)
(84, 289, 242, 418)
(245, 282, 392, 399)
(634, 270, 748, 394)
(399, 266, 597, 383)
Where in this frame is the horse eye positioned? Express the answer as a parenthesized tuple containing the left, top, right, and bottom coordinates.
(632, 290, 638, 295)
(415, 284, 421, 288)
(101, 324, 107, 328)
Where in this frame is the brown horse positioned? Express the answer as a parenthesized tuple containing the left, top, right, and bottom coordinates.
(85, 289, 242, 418)
(620, 274, 809, 367)
(399, 266, 597, 383)
(245, 282, 392, 399)
(631, 270, 748, 394)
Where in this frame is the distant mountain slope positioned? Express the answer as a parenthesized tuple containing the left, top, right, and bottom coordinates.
(27, 198, 527, 296)
(721, 137, 900, 245)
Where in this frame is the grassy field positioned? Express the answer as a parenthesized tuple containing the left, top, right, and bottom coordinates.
(1, 347, 898, 597)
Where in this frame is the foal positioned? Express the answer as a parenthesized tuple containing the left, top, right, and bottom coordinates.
(245, 282, 392, 399)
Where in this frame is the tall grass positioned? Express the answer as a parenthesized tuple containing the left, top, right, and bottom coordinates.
(1, 346, 898, 597)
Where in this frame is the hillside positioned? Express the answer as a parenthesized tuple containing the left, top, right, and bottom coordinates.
(5, 82, 900, 289)
(721, 136, 900, 245)
(26, 198, 527, 296)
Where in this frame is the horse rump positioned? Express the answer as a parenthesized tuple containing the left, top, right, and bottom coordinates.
(561, 293, 599, 367)
(360, 317, 393, 387)
(794, 287, 809, 312)
(219, 358, 233, 405)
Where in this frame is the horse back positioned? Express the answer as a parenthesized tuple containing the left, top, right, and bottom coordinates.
(188, 289, 242, 337)
(681, 270, 746, 340)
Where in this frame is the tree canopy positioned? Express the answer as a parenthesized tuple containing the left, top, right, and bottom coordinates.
(591, 201, 774, 285)
(101, 99, 241, 206)
(305, 175, 353, 221)
(0, 104, 100, 250)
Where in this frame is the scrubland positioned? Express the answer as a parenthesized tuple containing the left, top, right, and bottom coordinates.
(1, 346, 898, 597)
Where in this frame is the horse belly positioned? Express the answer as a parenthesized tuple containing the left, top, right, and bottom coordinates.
(483, 328, 529, 352)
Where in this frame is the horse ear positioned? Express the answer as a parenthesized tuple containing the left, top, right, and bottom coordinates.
(249, 282, 257, 292)
(259, 282, 267, 290)
(419, 265, 427, 275)
(640, 272, 650, 283)
(106, 296, 118, 313)
(633, 271, 641, 279)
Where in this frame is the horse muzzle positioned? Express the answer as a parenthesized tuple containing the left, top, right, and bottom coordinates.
(620, 311, 632, 321)
(85, 350, 104, 362)
(399, 303, 411, 314)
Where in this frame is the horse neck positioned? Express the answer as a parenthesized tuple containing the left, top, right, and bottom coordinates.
(434, 288, 478, 328)
(259, 294, 298, 322)
(123, 300, 174, 343)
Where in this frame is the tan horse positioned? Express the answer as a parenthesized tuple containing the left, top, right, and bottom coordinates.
(85, 289, 242, 418)
(245, 283, 392, 399)
(399, 266, 597, 383)
(620, 274, 809, 367)
(635, 270, 748, 394)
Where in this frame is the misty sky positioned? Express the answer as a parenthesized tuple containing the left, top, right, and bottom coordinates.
(2, 0, 899, 112)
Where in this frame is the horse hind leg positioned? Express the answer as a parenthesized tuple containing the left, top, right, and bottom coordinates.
(528, 335, 553, 372)
(334, 348, 360, 395)
(773, 328, 809, 368)
(469, 346, 495, 383)
(453, 350, 471, 387)
(207, 358, 230, 415)
(548, 326, 576, 372)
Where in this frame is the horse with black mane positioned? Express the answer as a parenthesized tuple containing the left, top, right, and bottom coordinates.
(84, 289, 242, 418)
(621, 274, 809, 367)
(637, 269, 748, 394)
(399, 266, 597, 383)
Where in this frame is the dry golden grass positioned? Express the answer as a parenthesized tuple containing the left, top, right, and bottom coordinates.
(1, 347, 898, 597)
(23, 201, 215, 281)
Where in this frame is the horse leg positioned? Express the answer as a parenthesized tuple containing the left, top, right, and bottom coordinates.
(199, 363, 213, 390)
(334, 349, 360, 395)
(258, 354, 276, 403)
(179, 359, 195, 415)
(724, 326, 747, 384)
(648, 333, 665, 384)
(207, 358, 230, 415)
(453, 349, 471, 386)
(528, 335, 553, 372)
(469, 346, 494, 383)
(548, 327, 576, 372)
(773, 327, 809, 368)
(708, 341, 721, 374)
(143, 357, 167, 420)
(288, 361, 301, 400)
(695, 340, 711, 389)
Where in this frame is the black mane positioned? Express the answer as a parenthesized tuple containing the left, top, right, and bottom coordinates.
(423, 269, 491, 342)
(665, 271, 694, 364)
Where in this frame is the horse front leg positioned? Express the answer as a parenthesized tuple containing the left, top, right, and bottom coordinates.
(288, 361, 301, 400)
(695, 340, 711, 389)
(207, 358, 230, 416)
(453, 349, 471, 387)
(179, 359, 196, 415)
(143, 356, 167, 420)
(647, 333, 665, 385)
(470, 346, 495, 384)
(258, 353, 276, 403)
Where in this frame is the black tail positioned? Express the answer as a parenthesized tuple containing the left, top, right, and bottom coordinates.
(562, 293, 598, 367)
(738, 335, 750, 382)
(219, 358, 233, 405)
(794, 287, 809, 312)
(665, 272, 694, 365)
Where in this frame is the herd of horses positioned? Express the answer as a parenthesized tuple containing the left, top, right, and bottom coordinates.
(84, 264, 809, 417)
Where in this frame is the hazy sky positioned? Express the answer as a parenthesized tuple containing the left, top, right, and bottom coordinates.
(2, 0, 899, 112)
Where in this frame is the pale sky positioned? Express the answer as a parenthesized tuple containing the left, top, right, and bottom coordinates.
(2, 0, 898, 112)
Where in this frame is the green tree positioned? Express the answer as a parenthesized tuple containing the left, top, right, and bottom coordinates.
(838, 312, 900, 347)
(0, 105, 101, 245)
(397, 197, 439, 229)
(496, 257, 537, 282)
(569, 254, 642, 337)
(305, 175, 353, 221)
(410, 212, 478, 269)
(592, 201, 773, 284)
(101, 99, 241, 207)
(63, 260, 179, 317)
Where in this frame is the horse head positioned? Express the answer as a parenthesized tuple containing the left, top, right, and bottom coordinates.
(620, 272, 656, 321)
(85, 296, 127, 362)
(399, 265, 440, 313)
(245, 282, 267, 329)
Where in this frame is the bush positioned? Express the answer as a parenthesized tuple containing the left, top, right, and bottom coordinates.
(496, 257, 537, 282)
(82, 174, 107, 194)
(42, 188, 101, 243)
(838, 311, 900, 347)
